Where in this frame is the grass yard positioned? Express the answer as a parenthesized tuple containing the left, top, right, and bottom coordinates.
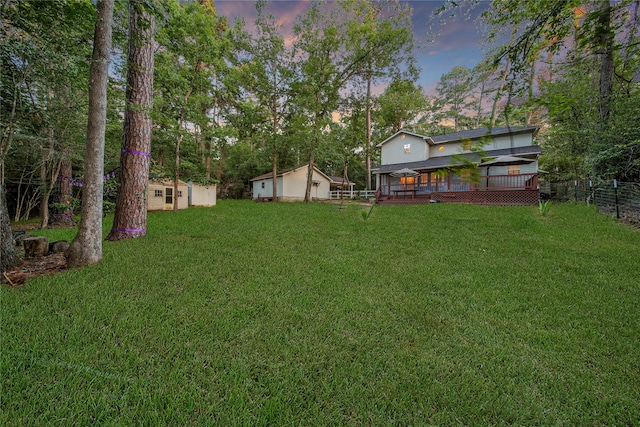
(2, 201, 639, 425)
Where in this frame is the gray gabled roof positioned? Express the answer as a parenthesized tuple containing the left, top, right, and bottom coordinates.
(429, 126, 540, 144)
(371, 146, 544, 174)
(377, 126, 540, 148)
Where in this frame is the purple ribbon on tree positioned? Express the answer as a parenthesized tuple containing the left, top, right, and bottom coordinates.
(111, 227, 146, 233)
(122, 149, 151, 158)
(68, 168, 118, 187)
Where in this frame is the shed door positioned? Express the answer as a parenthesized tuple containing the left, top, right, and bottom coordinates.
(165, 187, 173, 210)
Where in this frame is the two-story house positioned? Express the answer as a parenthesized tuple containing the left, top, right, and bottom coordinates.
(372, 126, 543, 205)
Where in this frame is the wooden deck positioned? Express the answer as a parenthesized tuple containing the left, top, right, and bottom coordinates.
(377, 189, 540, 206)
(377, 173, 540, 206)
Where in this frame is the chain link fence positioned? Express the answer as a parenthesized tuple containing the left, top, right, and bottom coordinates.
(540, 179, 640, 227)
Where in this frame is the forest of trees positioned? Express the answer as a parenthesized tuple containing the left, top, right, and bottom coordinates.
(1, 0, 639, 269)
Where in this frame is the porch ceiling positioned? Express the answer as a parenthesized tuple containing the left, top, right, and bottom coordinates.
(371, 146, 543, 174)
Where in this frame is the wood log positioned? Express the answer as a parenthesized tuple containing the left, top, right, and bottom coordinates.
(23, 236, 49, 258)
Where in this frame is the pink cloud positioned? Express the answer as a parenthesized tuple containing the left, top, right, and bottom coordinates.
(215, 1, 491, 93)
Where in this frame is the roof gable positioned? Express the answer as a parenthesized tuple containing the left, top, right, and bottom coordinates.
(250, 164, 332, 182)
(376, 130, 432, 147)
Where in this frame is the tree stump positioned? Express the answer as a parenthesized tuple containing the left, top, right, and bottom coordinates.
(49, 240, 70, 254)
(23, 236, 49, 258)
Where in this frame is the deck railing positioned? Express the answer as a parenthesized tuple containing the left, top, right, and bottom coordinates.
(478, 173, 538, 191)
(328, 190, 377, 200)
(380, 173, 538, 196)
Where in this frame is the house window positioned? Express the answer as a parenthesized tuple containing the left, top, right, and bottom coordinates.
(420, 172, 429, 185)
(154, 190, 163, 197)
(261, 182, 265, 189)
(508, 165, 520, 175)
(433, 172, 448, 191)
(400, 176, 415, 186)
(404, 143, 411, 153)
(178, 191, 183, 197)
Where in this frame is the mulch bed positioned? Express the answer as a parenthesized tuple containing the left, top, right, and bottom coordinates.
(3, 224, 70, 287)
(3, 253, 68, 287)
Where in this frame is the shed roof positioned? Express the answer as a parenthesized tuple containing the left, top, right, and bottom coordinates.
(250, 164, 332, 182)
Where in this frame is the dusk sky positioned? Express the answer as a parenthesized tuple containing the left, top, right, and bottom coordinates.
(216, 0, 493, 96)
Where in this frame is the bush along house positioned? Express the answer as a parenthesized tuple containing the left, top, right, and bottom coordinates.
(371, 126, 543, 205)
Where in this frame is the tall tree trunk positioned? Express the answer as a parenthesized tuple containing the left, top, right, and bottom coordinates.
(205, 140, 211, 179)
(173, 70, 195, 212)
(596, 1, 614, 124)
(271, 66, 279, 201)
(271, 149, 278, 201)
(304, 153, 315, 202)
(66, 0, 114, 267)
(174, 133, 182, 212)
(54, 160, 74, 227)
(526, 59, 536, 125)
(620, 1, 639, 96)
(0, 77, 19, 188)
(475, 78, 486, 128)
(1, 183, 18, 274)
(490, 60, 509, 128)
(38, 126, 55, 229)
(107, 0, 155, 241)
(365, 74, 372, 190)
(38, 158, 61, 229)
(342, 161, 349, 193)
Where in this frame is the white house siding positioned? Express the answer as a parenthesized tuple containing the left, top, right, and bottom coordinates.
(380, 134, 428, 165)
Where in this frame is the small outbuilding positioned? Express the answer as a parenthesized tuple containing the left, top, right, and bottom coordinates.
(147, 179, 188, 211)
(188, 181, 217, 207)
(250, 164, 332, 202)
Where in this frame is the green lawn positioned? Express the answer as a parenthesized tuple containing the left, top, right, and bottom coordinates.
(2, 201, 639, 425)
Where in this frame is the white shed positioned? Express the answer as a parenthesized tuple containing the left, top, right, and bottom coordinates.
(148, 179, 188, 211)
(188, 182, 217, 207)
(250, 164, 332, 202)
